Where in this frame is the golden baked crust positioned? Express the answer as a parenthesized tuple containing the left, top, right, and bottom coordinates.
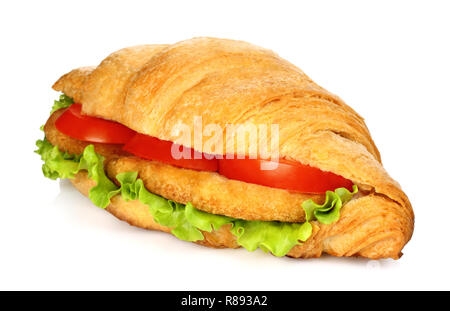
(77, 45, 169, 122)
(52, 66, 94, 104)
(50, 37, 414, 258)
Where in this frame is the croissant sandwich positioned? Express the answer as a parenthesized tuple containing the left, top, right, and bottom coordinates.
(35, 37, 414, 259)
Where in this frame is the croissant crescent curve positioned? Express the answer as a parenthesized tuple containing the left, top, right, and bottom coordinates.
(49, 37, 413, 259)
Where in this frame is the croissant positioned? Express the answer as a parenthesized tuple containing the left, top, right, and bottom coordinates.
(37, 37, 414, 259)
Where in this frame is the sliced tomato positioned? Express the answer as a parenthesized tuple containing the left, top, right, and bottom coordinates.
(123, 133, 218, 171)
(55, 104, 351, 192)
(55, 104, 136, 144)
(123, 133, 351, 191)
(218, 157, 353, 194)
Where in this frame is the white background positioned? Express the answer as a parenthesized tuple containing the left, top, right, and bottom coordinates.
(1, 0, 449, 290)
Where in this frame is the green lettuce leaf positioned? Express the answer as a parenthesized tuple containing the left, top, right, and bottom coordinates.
(115, 172, 207, 241)
(78, 145, 120, 208)
(230, 220, 312, 257)
(35, 138, 118, 208)
(35, 135, 357, 257)
(50, 94, 73, 114)
(302, 185, 358, 224)
(35, 138, 81, 180)
(185, 202, 234, 232)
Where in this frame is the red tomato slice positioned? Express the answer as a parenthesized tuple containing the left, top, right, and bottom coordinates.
(55, 104, 352, 192)
(123, 133, 219, 172)
(218, 157, 353, 194)
(55, 104, 136, 144)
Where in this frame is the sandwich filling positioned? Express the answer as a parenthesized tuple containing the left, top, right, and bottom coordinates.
(36, 95, 358, 257)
